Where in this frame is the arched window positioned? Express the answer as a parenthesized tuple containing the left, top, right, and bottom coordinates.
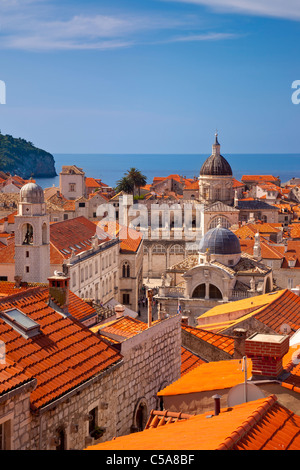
(192, 284, 206, 298)
(42, 223, 48, 244)
(209, 284, 222, 299)
(170, 244, 184, 254)
(209, 216, 231, 230)
(122, 262, 130, 278)
(152, 244, 166, 254)
(131, 398, 148, 433)
(22, 223, 34, 245)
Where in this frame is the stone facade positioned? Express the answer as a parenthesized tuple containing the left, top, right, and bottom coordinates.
(0, 315, 181, 450)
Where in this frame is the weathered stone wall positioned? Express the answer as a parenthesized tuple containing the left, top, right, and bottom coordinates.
(115, 314, 182, 437)
(181, 328, 232, 362)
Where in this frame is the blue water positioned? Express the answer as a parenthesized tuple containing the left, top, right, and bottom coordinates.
(35, 153, 300, 189)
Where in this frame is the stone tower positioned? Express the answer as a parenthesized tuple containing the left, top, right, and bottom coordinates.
(14, 181, 50, 283)
(198, 133, 234, 206)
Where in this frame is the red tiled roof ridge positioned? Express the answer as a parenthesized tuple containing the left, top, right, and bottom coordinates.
(216, 394, 278, 450)
(0, 285, 48, 305)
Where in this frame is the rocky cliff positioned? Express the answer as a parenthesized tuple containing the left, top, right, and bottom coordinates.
(0, 132, 57, 178)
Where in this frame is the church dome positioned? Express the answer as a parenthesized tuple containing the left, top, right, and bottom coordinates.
(199, 225, 241, 255)
(200, 154, 232, 176)
(200, 133, 232, 176)
(20, 181, 44, 204)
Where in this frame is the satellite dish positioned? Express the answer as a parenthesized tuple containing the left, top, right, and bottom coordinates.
(227, 383, 265, 407)
(280, 323, 291, 335)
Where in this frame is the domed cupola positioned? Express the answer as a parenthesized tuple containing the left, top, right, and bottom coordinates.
(200, 133, 232, 176)
(199, 221, 241, 266)
(20, 180, 45, 204)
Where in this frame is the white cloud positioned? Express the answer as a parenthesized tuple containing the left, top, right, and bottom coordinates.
(167, 32, 238, 42)
(0, 0, 239, 51)
(169, 0, 300, 21)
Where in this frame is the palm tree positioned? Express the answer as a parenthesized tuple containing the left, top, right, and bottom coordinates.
(125, 167, 147, 196)
(116, 175, 135, 194)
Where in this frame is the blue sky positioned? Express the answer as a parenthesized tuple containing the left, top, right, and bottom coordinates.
(0, 0, 300, 154)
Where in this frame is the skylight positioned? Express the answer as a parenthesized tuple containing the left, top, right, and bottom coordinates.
(1, 309, 41, 338)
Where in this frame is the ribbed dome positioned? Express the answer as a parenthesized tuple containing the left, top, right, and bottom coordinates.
(200, 133, 232, 176)
(20, 181, 44, 204)
(200, 154, 232, 176)
(199, 225, 241, 255)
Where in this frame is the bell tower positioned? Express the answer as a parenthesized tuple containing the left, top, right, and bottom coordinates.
(14, 181, 50, 283)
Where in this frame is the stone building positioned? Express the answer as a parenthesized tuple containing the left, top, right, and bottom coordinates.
(59, 165, 86, 201)
(156, 223, 273, 325)
(0, 280, 181, 450)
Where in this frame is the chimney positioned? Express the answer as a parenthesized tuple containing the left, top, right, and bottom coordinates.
(233, 328, 247, 358)
(181, 316, 189, 327)
(245, 333, 289, 380)
(147, 289, 153, 328)
(48, 272, 70, 313)
(14, 275, 22, 289)
(114, 304, 125, 319)
(212, 394, 221, 416)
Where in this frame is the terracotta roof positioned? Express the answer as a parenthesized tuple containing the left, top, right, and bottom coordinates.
(92, 315, 148, 343)
(50, 216, 111, 259)
(0, 286, 122, 410)
(197, 289, 300, 335)
(232, 178, 245, 188)
(181, 346, 206, 376)
(0, 359, 33, 396)
(241, 175, 280, 182)
(158, 357, 252, 397)
(99, 220, 142, 253)
(239, 238, 285, 260)
(145, 409, 193, 429)
(182, 325, 235, 356)
(85, 177, 102, 188)
(87, 394, 300, 450)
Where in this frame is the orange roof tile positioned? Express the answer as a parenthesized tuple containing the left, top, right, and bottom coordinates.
(158, 357, 252, 397)
(182, 325, 235, 356)
(181, 347, 205, 376)
(50, 216, 111, 259)
(242, 175, 280, 183)
(99, 220, 142, 253)
(0, 287, 122, 410)
(94, 315, 148, 343)
(86, 395, 300, 450)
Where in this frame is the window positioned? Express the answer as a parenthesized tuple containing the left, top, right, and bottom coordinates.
(152, 244, 166, 254)
(0, 419, 11, 450)
(123, 293, 130, 305)
(26, 266, 30, 273)
(22, 223, 33, 245)
(26, 251, 29, 258)
(64, 214, 69, 220)
(69, 183, 76, 192)
(170, 244, 184, 254)
(122, 262, 130, 278)
(79, 202, 85, 208)
(0, 276, 7, 281)
(288, 278, 294, 289)
(89, 407, 97, 436)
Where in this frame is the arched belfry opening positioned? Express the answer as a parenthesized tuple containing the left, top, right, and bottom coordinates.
(22, 223, 34, 245)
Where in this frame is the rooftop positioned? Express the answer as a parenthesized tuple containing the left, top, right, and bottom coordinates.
(86, 395, 300, 450)
(0, 286, 122, 410)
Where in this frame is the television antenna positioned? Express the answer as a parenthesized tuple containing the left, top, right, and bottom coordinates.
(227, 356, 265, 407)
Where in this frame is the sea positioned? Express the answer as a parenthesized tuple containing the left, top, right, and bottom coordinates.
(35, 153, 300, 189)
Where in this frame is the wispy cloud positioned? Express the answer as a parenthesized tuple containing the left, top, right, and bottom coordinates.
(167, 32, 238, 42)
(0, 0, 240, 51)
(169, 0, 300, 21)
